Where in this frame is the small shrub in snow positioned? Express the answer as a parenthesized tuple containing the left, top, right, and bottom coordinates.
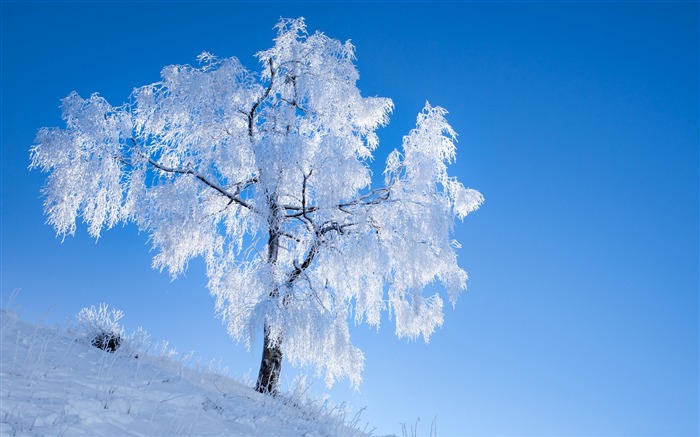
(76, 303, 125, 353)
(92, 331, 122, 352)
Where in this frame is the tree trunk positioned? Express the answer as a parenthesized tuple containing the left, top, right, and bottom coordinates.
(255, 322, 283, 394)
(256, 196, 283, 395)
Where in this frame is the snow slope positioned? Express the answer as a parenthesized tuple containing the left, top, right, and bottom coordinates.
(0, 310, 377, 436)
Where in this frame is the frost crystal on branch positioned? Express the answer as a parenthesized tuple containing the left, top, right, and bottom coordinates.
(30, 17, 483, 392)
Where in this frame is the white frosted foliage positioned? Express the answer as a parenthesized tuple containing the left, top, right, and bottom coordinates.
(30, 17, 482, 389)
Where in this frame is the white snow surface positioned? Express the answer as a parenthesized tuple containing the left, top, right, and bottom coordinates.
(0, 310, 378, 436)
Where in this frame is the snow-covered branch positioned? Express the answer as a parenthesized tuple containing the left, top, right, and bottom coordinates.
(141, 153, 255, 211)
(248, 58, 276, 141)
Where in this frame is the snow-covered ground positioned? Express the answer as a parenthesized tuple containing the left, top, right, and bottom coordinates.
(0, 309, 381, 436)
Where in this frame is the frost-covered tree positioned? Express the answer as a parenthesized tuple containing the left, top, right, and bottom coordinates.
(30, 18, 483, 394)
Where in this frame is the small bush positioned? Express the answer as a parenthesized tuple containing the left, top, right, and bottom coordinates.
(91, 331, 122, 352)
(76, 303, 125, 353)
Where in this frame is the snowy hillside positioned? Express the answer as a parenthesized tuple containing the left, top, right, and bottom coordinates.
(0, 310, 377, 436)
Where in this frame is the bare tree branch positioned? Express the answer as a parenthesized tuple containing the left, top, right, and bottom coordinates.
(146, 157, 255, 210)
(283, 185, 394, 219)
(301, 169, 312, 223)
(126, 138, 256, 211)
(286, 242, 318, 285)
(249, 58, 276, 141)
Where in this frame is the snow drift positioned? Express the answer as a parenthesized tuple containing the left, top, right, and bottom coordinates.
(0, 309, 375, 436)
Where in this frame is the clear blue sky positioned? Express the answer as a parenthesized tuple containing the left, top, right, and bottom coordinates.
(2, 2, 698, 436)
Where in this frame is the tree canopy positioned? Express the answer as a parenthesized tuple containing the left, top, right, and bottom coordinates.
(30, 17, 483, 391)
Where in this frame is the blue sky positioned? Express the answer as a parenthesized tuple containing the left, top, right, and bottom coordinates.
(2, 2, 698, 436)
